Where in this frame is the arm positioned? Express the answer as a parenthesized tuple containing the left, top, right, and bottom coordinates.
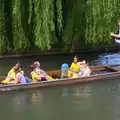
(111, 33, 120, 38)
(69, 63, 73, 71)
(40, 69, 47, 77)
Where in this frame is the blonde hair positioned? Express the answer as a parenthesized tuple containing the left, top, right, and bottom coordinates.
(82, 60, 86, 64)
(34, 61, 40, 67)
(34, 68, 40, 74)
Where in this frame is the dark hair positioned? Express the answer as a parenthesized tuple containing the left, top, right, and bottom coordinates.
(14, 65, 21, 73)
(28, 64, 36, 72)
(28, 63, 36, 78)
(74, 56, 78, 59)
(15, 63, 21, 67)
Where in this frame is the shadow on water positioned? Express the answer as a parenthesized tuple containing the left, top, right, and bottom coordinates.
(0, 52, 120, 120)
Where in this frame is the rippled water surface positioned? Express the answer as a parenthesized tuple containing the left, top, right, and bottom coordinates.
(0, 52, 120, 120)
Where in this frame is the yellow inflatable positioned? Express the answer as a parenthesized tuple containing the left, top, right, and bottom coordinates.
(47, 75, 54, 81)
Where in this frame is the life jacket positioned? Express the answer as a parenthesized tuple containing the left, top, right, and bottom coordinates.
(61, 63, 69, 78)
(46, 75, 54, 81)
(31, 71, 39, 82)
(21, 70, 24, 75)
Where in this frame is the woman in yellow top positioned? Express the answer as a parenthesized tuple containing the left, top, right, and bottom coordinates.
(68, 56, 80, 78)
(33, 61, 54, 81)
(1, 63, 24, 84)
(31, 68, 42, 82)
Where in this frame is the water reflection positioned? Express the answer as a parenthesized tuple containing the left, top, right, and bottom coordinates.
(31, 92, 43, 104)
(12, 91, 43, 105)
(72, 85, 92, 98)
(60, 84, 92, 107)
(61, 88, 69, 97)
(12, 93, 28, 106)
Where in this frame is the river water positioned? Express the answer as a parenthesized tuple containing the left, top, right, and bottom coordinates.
(1, 52, 120, 120)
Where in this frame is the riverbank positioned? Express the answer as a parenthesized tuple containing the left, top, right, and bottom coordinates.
(0, 45, 119, 58)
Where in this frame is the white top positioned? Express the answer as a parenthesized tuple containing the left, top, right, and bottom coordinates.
(16, 72, 26, 84)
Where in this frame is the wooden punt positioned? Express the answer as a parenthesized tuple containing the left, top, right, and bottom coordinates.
(0, 65, 120, 92)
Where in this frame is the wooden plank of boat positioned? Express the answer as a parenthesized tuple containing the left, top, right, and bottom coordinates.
(105, 65, 120, 72)
(0, 65, 120, 92)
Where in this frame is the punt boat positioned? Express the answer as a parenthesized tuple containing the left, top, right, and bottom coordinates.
(0, 65, 120, 92)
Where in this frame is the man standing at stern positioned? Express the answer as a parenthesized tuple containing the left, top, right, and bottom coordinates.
(111, 19, 120, 44)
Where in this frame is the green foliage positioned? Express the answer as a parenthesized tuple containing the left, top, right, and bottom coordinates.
(12, 0, 30, 51)
(0, 0, 119, 53)
(34, 0, 56, 51)
(56, 0, 63, 36)
(28, 0, 32, 25)
(0, 0, 9, 53)
(63, 0, 85, 50)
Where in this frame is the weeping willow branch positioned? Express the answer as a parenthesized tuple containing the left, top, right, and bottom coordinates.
(34, 0, 55, 51)
(0, 0, 9, 53)
(28, 0, 32, 24)
(63, 0, 85, 50)
(56, 0, 63, 36)
(12, 0, 30, 51)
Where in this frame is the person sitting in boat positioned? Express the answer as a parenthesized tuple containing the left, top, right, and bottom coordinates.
(34, 61, 46, 78)
(78, 61, 91, 78)
(10, 63, 26, 84)
(28, 63, 42, 82)
(61, 63, 69, 79)
(33, 61, 54, 81)
(71, 61, 85, 78)
(69, 56, 81, 78)
(1, 63, 24, 84)
(31, 67, 44, 82)
(28, 63, 36, 78)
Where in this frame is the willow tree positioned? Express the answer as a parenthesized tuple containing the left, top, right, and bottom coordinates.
(28, 0, 33, 25)
(34, 0, 56, 51)
(63, 0, 86, 50)
(12, 0, 30, 51)
(56, 0, 63, 37)
(0, 0, 9, 53)
(85, 0, 120, 44)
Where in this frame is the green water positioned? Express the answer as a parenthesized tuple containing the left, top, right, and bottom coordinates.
(1, 52, 120, 120)
(1, 80, 120, 120)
